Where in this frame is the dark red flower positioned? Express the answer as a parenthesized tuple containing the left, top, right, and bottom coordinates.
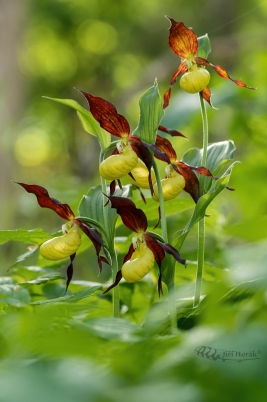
(102, 196, 186, 296)
(164, 18, 256, 108)
(16, 182, 109, 291)
(78, 91, 155, 194)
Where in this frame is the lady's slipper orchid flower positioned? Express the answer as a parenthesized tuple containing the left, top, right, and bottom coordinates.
(79, 91, 155, 194)
(103, 196, 186, 296)
(16, 183, 109, 290)
(151, 135, 214, 203)
(164, 18, 255, 108)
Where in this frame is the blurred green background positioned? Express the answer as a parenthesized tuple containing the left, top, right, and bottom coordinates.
(1, 0, 266, 277)
(1, 0, 267, 400)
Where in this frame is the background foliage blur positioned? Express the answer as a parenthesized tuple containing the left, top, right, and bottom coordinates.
(1, 0, 266, 273)
(1, 0, 267, 400)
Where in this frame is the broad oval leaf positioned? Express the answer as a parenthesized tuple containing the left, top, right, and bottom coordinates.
(182, 140, 236, 194)
(0, 229, 52, 245)
(0, 284, 31, 305)
(44, 97, 111, 150)
(132, 79, 164, 144)
(78, 184, 132, 243)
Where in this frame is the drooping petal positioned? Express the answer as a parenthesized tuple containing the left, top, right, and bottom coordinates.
(156, 241, 186, 266)
(163, 87, 172, 109)
(144, 233, 165, 268)
(129, 136, 154, 194)
(210, 64, 256, 90)
(123, 243, 135, 263)
(76, 220, 109, 273)
(79, 91, 130, 138)
(158, 125, 187, 139)
(167, 18, 198, 58)
(200, 87, 218, 109)
(176, 162, 200, 203)
(103, 270, 123, 294)
(170, 60, 188, 86)
(155, 135, 177, 162)
(15, 182, 75, 220)
(105, 196, 148, 232)
(65, 253, 76, 293)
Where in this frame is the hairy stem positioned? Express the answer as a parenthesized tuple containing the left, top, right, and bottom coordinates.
(194, 94, 208, 307)
(99, 149, 120, 317)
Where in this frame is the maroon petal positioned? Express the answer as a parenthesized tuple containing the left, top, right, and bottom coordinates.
(123, 243, 135, 263)
(103, 270, 123, 294)
(129, 136, 154, 195)
(65, 253, 76, 293)
(15, 182, 75, 220)
(105, 195, 148, 232)
(158, 125, 187, 139)
(156, 241, 186, 266)
(158, 271, 164, 298)
(78, 90, 130, 138)
(176, 162, 200, 203)
(155, 135, 177, 161)
(109, 180, 116, 196)
(144, 233, 165, 268)
(76, 220, 108, 273)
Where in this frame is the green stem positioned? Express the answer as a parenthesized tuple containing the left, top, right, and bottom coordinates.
(194, 94, 209, 307)
(99, 149, 120, 318)
(152, 156, 178, 331)
(152, 156, 168, 243)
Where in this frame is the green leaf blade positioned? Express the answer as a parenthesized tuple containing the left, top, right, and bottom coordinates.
(132, 79, 164, 144)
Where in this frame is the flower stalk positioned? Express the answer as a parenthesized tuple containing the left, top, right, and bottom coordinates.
(99, 149, 120, 317)
(193, 93, 209, 307)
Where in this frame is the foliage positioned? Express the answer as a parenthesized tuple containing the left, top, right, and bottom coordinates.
(1, 1, 266, 401)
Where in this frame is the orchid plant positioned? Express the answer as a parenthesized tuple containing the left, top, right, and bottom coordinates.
(5, 16, 255, 329)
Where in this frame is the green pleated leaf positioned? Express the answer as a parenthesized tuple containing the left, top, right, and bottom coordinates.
(0, 229, 52, 245)
(182, 140, 236, 194)
(162, 163, 236, 286)
(132, 79, 164, 144)
(0, 284, 31, 306)
(78, 184, 132, 242)
(196, 34, 211, 59)
(71, 317, 141, 342)
(44, 97, 110, 150)
(20, 272, 65, 287)
(31, 286, 101, 305)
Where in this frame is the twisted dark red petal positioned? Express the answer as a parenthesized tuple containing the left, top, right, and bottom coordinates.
(144, 233, 165, 268)
(76, 220, 108, 273)
(158, 125, 187, 139)
(156, 241, 186, 266)
(65, 253, 76, 293)
(78, 90, 130, 138)
(155, 135, 177, 161)
(15, 182, 75, 220)
(105, 195, 148, 232)
(176, 162, 200, 203)
(103, 270, 122, 294)
(123, 243, 135, 263)
(129, 136, 154, 195)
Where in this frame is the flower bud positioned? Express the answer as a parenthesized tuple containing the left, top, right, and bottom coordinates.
(128, 159, 156, 189)
(99, 144, 138, 180)
(153, 168, 185, 201)
(40, 226, 81, 261)
(122, 242, 155, 282)
(180, 68, 210, 94)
